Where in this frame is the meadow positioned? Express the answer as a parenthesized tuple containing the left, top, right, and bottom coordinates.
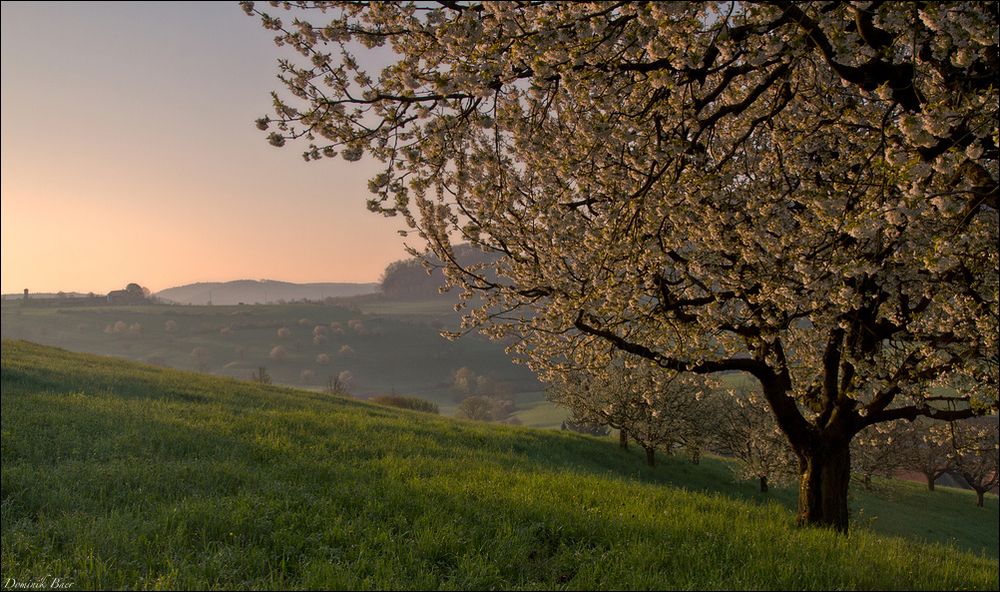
(2, 340, 997, 590)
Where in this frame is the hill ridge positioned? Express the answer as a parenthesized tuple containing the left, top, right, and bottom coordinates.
(154, 279, 379, 305)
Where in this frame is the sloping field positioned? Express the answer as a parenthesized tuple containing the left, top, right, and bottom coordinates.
(1, 340, 996, 590)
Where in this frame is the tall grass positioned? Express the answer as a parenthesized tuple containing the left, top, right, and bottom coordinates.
(2, 340, 996, 590)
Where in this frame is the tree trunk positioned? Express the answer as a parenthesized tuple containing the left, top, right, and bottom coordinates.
(619, 430, 628, 449)
(862, 473, 872, 491)
(796, 441, 851, 532)
(976, 489, 984, 507)
(759, 475, 768, 493)
(644, 446, 656, 467)
(923, 472, 936, 491)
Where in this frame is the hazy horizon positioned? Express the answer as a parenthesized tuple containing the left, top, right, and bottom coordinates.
(1, 2, 410, 295)
(2, 276, 381, 297)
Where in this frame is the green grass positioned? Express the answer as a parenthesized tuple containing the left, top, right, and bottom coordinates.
(849, 478, 999, 557)
(511, 391, 571, 428)
(2, 340, 997, 590)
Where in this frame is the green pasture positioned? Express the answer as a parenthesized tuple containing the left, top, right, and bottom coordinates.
(2, 341, 996, 590)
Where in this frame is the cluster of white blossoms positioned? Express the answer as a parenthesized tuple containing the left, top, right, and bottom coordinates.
(247, 1, 997, 528)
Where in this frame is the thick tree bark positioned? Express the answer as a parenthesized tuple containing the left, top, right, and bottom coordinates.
(619, 430, 628, 449)
(644, 446, 656, 467)
(796, 441, 851, 532)
(760, 374, 854, 532)
(975, 489, 984, 507)
(923, 472, 936, 491)
(759, 475, 769, 493)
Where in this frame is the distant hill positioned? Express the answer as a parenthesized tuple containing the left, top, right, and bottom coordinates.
(155, 279, 378, 305)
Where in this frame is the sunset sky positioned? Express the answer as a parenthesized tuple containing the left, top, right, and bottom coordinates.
(1, 1, 410, 294)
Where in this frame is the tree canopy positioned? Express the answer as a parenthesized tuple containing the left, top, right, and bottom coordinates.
(246, 1, 998, 531)
(379, 244, 495, 299)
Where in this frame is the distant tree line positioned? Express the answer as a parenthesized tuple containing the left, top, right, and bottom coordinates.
(379, 245, 497, 300)
(19, 283, 152, 307)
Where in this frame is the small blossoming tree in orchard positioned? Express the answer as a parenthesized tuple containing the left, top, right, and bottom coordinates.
(952, 419, 999, 507)
(850, 418, 907, 490)
(549, 358, 715, 467)
(895, 416, 957, 491)
(245, 1, 998, 531)
(714, 388, 798, 493)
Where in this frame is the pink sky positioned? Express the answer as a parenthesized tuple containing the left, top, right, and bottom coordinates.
(1, 2, 410, 294)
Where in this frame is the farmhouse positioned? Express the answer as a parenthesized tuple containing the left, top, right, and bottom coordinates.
(107, 283, 148, 305)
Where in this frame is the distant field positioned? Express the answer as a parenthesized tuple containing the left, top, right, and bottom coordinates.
(2, 341, 997, 590)
(511, 391, 572, 428)
(0, 298, 549, 420)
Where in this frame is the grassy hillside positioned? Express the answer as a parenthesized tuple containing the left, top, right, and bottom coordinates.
(2, 340, 997, 590)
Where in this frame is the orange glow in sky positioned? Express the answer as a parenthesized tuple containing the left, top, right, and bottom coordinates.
(1, 2, 410, 294)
